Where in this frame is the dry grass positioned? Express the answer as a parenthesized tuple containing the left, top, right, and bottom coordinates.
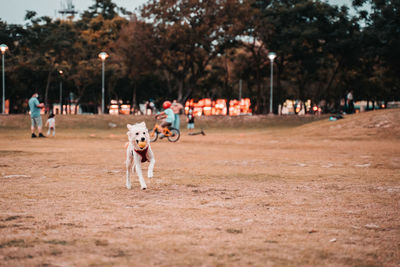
(0, 110, 399, 266)
(0, 113, 326, 130)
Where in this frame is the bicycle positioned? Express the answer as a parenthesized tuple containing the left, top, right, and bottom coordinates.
(149, 120, 180, 142)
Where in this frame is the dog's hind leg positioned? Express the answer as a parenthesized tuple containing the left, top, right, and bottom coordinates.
(126, 150, 133, 190)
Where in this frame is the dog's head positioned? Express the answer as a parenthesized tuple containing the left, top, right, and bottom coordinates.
(127, 122, 149, 151)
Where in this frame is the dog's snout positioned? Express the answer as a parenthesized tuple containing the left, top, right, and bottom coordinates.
(141, 137, 145, 142)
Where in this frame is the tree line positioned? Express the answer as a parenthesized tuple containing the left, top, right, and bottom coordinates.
(0, 0, 398, 114)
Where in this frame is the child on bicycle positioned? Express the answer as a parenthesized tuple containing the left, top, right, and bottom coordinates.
(155, 101, 175, 135)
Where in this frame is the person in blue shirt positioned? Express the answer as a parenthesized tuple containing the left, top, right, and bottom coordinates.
(171, 99, 183, 130)
(155, 101, 175, 133)
(28, 92, 45, 138)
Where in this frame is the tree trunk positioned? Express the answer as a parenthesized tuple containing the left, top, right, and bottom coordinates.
(255, 66, 262, 114)
(223, 55, 229, 98)
(164, 70, 173, 95)
(324, 58, 342, 95)
(183, 88, 192, 104)
(44, 67, 52, 114)
(132, 81, 137, 114)
(178, 78, 184, 102)
(74, 98, 79, 114)
(261, 82, 268, 114)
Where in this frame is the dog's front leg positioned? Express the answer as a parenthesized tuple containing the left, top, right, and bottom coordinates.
(126, 150, 133, 190)
(134, 155, 147, 190)
(147, 147, 155, 179)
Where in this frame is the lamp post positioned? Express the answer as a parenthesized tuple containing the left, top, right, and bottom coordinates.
(98, 52, 109, 114)
(239, 79, 242, 100)
(0, 44, 8, 114)
(58, 70, 63, 114)
(268, 52, 276, 114)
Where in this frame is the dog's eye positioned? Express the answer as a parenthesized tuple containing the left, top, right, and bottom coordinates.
(136, 132, 139, 135)
(143, 132, 146, 135)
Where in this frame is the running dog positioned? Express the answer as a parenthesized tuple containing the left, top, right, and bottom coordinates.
(126, 122, 155, 190)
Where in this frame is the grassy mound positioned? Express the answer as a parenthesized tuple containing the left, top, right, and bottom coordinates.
(298, 109, 400, 139)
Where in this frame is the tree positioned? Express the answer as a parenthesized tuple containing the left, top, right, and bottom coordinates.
(354, 0, 400, 102)
(140, 0, 247, 102)
(82, 0, 118, 20)
(114, 16, 156, 108)
(253, 0, 359, 113)
(72, 13, 127, 112)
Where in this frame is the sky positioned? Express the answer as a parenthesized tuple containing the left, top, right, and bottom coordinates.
(0, 0, 355, 25)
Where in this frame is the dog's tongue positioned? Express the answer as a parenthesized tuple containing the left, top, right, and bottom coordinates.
(138, 141, 147, 149)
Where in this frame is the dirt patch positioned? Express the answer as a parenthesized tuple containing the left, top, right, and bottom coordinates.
(0, 110, 399, 266)
(0, 113, 325, 130)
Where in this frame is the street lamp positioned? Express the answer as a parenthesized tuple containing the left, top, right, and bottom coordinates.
(58, 70, 63, 114)
(268, 52, 276, 114)
(98, 52, 109, 114)
(0, 44, 8, 114)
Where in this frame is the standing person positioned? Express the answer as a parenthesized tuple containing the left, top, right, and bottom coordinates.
(46, 113, 56, 137)
(149, 99, 156, 114)
(187, 109, 195, 134)
(28, 92, 45, 138)
(145, 101, 151, 115)
(347, 90, 354, 114)
(171, 99, 184, 130)
(187, 108, 206, 136)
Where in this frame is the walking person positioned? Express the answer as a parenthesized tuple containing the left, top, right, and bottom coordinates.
(171, 99, 184, 130)
(187, 108, 205, 136)
(28, 92, 45, 138)
(347, 90, 354, 114)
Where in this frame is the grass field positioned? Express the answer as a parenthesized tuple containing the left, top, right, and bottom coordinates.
(0, 110, 399, 266)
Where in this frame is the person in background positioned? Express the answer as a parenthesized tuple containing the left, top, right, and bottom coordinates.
(347, 90, 354, 114)
(46, 113, 56, 137)
(187, 108, 206, 136)
(155, 101, 175, 135)
(149, 99, 156, 114)
(28, 92, 45, 138)
(171, 99, 184, 130)
(145, 101, 151, 115)
(187, 109, 195, 134)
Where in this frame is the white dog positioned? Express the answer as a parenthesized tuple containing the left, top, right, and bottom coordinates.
(126, 122, 155, 190)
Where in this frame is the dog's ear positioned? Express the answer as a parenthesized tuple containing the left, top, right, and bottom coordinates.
(127, 131, 133, 140)
(127, 124, 134, 131)
(137, 122, 146, 128)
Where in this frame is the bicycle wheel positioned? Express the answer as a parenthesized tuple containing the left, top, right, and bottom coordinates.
(167, 128, 180, 142)
(149, 129, 158, 142)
